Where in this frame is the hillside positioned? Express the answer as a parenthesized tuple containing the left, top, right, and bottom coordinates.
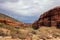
(0, 13, 32, 27)
(0, 13, 19, 21)
(0, 13, 23, 23)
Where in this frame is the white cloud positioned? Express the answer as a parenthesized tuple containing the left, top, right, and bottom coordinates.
(0, 0, 60, 16)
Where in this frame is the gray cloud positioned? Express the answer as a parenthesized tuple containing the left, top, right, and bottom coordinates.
(0, 0, 60, 16)
(0, 0, 19, 3)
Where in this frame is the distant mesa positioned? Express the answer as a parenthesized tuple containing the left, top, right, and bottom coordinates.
(33, 6, 60, 29)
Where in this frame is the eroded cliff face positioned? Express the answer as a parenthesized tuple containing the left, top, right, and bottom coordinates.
(0, 13, 31, 27)
(33, 7, 60, 29)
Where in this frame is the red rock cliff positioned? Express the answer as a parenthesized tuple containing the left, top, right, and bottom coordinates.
(33, 7, 60, 29)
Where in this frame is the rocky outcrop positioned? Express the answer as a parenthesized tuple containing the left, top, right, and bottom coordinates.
(33, 7, 60, 29)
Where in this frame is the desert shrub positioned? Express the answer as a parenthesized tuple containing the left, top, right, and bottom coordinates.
(32, 24, 39, 30)
(0, 30, 8, 37)
(0, 23, 18, 36)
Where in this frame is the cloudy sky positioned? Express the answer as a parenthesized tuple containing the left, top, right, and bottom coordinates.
(0, 0, 60, 23)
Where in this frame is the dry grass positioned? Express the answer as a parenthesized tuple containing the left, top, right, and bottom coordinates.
(0, 26, 60, 40)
